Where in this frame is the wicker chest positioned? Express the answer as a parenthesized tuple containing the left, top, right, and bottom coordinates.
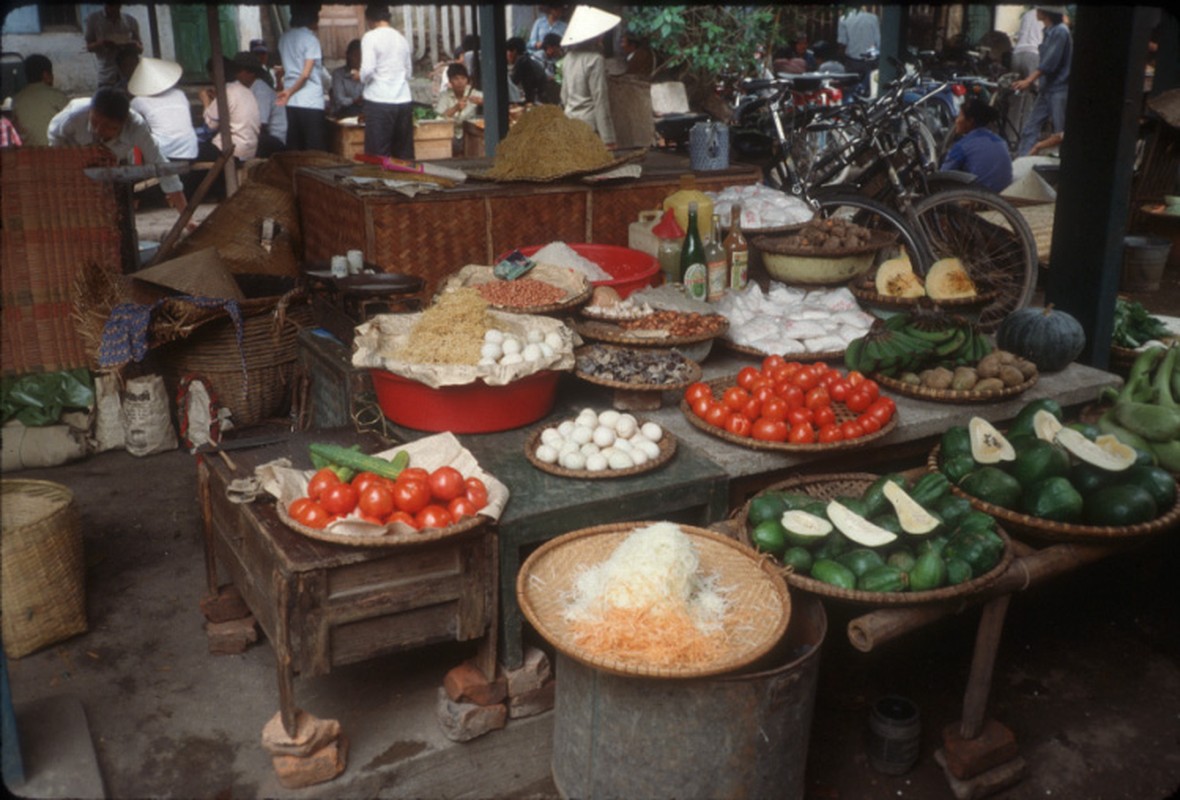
(294, 152, 761, 297)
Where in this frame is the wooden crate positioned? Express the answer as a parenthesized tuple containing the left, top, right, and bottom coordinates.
(414, 119, 455, 161)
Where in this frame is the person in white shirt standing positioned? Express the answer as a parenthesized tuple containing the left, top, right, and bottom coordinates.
(200, 56, 261, 162)
(234, 51, 286, 157)
(837, 5, 880, 97)
(84, 4, 142, 88)
(360, 3, 414, 159)
(128, 57, 198, 162)
(1009, 7, 1044, 141)
(276, 3, 327, 151)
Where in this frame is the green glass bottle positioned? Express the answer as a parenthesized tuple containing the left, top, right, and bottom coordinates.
(680, 202, 708, 301)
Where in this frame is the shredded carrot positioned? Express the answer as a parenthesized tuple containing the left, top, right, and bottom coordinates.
(569, 605, 730, 668)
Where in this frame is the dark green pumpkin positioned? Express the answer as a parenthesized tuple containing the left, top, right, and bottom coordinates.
(996, 306, 1086, 372)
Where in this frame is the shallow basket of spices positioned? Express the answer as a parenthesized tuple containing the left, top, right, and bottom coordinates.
(738, 473, 1014, 605)
(517, 521, 791, 679)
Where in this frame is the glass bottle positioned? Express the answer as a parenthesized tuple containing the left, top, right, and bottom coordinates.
(705, 213, 727, 302)
(679, 202, 708, 301)
(657, 237, 682, 287)
(724, 204, 749, 291)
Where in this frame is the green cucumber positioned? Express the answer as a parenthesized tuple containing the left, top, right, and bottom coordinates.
(838, 548, 886, 578)
(861, 473, 908, 518)
(886, 549, 917, 572)
(811, 558, 857, 590)
(944, 558, 973, 585)
(307, 442, 409, 482)
(857, 564, 908, 593)
(781, 546, 814, 574)
(908, 473, 951, 508)
(909, 549, 948, 592)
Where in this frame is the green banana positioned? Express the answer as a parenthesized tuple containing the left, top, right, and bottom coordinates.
(844, 337, 866, 373)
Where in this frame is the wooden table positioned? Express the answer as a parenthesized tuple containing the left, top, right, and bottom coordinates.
(197, 430, 497, 736)
(328, 118, 456, 163)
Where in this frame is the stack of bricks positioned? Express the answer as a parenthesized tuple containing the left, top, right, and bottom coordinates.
(200, 584, 258, 655)
(437, 647, 556, 742)
(261, 710, 348, 789)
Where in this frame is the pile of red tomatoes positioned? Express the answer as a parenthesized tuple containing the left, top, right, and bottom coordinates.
(287, 465, 489, 530)
(683, 357, 897, 444)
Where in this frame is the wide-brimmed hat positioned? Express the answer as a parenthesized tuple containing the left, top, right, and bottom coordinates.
(561, 5, 621, 47)
(1035, 5, 1068, 15)
(232, 51, 267, 78)
(127, 57, 183, 97)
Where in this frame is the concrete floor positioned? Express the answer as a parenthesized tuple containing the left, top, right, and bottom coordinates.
(3, 204, 1180, 799)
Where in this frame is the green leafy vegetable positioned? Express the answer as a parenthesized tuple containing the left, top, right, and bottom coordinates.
(1112, 298, 1171, 348)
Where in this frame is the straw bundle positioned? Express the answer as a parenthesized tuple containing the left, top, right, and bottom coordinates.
(482, 105, 614, 181)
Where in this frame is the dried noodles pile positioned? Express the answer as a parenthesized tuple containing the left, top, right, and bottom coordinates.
(483, 105, 614, 181)
(395, 288, 489, 365)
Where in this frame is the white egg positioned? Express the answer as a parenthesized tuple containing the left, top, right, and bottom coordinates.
(534, 444, 558, 464)
(539, 343, 555, 358)
(557, 420, 576, 437)
(576, 411, 597, 429)
(636, 439, 661, 460)
(522, 343, 543, 361)
(502, 337, 522, 355)
(570, 424, 593, 445)
(640, 422, 663, 442)
(540, 427, 563, 447)
(500, 352, 524, 365)
(607, 451, 634, 470)
(559, 451, 587, 470)
(585, 453, 608, 472)
(477, 356, 497, 366)
(615, 414, 638, 439)
(559, 439, 580, 454)
(484, 329, 505, 343)
(544, 331, 564, 351)
(599, 446, 616, 459)
(629, 447, 649, 466)
(612, 437, 632, 452)
(598, 409, 621, 430)
(527, 329, 545, 343)
(592, 425, 616, 448)
(580, 442, 601, 456)
(480, 341, 503, 360)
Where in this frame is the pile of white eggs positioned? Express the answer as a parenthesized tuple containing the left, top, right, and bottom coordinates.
(533, 409, 665, 472)
(479, 329, 565, 367)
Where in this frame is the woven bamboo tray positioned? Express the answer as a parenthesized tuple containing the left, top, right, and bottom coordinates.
(572, 315, 728, 348)
(926, 444, 1180, 542)
(516, 521, 791, 678)
(737, 473, 1014, 605)
(1, 480, 88, 658)
(446, 265, 593, 315)
(573, 345, 702, 393)
(873, 371, 1037, 404)
(679, 376, 897, 452)
(718, 337, 845, 364)
(276, 502, 489, 548)
(523, 418, 676, 479)
(849, 275, 999, 315)
(471, 147, 648, 183)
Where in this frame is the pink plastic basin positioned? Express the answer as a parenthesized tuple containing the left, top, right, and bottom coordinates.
(369, 369, 560, 433)
(503, 244, 660, 298)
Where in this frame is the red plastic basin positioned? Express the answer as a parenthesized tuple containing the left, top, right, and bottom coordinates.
(503, 244, 660, 298)
(369, 369, 560, 433)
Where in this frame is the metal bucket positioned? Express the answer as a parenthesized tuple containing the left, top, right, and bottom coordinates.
(689, 121, 729, 171)
(551, 593, 826, 800)
(1122, 235, 1172, 292)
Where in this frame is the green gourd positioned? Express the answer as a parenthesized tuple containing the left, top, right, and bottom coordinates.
(995, 305, 1085, 372)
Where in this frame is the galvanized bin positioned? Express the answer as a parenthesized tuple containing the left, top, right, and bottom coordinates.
(551, 593, 826, 800)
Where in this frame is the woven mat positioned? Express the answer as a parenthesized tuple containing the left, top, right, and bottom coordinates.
(1016, 203, 1055, 265)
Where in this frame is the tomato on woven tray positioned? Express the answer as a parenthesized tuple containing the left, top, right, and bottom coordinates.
(683, 357, 895, 445)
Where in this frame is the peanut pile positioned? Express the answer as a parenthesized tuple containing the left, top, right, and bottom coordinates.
(475, 278, 568, 308)
(617, 311, 727, 338)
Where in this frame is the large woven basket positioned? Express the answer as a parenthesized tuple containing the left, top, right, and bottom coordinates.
(1, 480, 87, 658)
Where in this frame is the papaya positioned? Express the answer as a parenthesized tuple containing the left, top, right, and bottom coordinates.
(960, 466, 1023, 509)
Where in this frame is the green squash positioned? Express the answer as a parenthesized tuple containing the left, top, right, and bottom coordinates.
(996, 305, 1086, 372)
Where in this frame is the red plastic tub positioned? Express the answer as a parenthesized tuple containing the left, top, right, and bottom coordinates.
(504, 244, 660, 298)
(369, 369, 560, 433)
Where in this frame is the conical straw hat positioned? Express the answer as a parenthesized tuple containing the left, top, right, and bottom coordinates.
(561, 5, 621, 47)
(128, 57, 183, 97)
(133, 248, 245, 301)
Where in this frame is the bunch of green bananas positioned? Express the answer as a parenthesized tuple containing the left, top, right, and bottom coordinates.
(844, 313, 992, 378)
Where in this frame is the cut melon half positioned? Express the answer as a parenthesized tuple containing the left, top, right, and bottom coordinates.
(780, 510, 834, 547)
(969, 417, 1017, 463)
(1056, 429, 1135, 471)
(925, 257, 978, 300)
(826, 500, 898, 547)
(882, 481, 941, 534)
(1032, 409, 1065, 442)
(875, 248, 926, 298)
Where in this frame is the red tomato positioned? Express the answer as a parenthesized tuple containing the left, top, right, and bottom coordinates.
(753, 384, 777, 405)
(685, 382, 713, 405)
(321, 483, 359, 516)
(387, 510, 419, 529)
(847, 370, 866, 386)
(350, 471, 383, 495)
(736, 366, 761, 391)
(761, 354, 787, 372)
(805, 385, 830, 411)
(858, 412, 882, 434)
(786, 407, 814, 427)
(788, 422, 816, 444)
(841, 419, 866, 440)
(705, 404, 732, 429)
(393, 478, 431, 514)
(869, 395, 896, 420)
(792, 366, 821, 391)
(751, 418, 788, 442)
(428, 466, 466, 502)
(448, 496, 478, 520)
(741, 397, 762, 421)
(692, 396, 714, 419)
(829, 379, 850, 403)
(292, 500, 331, 529)
(358, 483, 396, 519)
(288, 497, 315, 519)
(780, 384, 805, 409)
(761, 396, 789, 422)
(465, 477, 489, 510)
(306, 468, 340, 502)
(813, 406, 837, 428)
(722, 386, 750, 412)
(862, 378, 880, 401)
(398, 467, 430, 484)
(725, 414, 752, 437)
(818, 423, 844, 443)
(846, 389, 872, 413)
(416, 504, 454, 530)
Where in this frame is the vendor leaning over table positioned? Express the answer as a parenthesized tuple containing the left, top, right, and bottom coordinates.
(47, 86, 188, 215)
(434, 62, 483, 156)
(559, 5, 619, 148)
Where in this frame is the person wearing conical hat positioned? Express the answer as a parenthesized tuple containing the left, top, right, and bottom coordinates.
(128, 57, 198, 162)
(560, 5, 619, 147)
(1012, 5, 1072, 156)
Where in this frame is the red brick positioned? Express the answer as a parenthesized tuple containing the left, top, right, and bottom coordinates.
(205, 616, 257, 655)
(199, 585, 250, 623)
(508, 679, 555, 719)
(261, 710, 342, 758)
(941, 719, 1020, 780)
(443, 660, 507, 706)
(271, 735, 348, 789)
(504, 647, 552, 697)
(436, 687, 507, 742)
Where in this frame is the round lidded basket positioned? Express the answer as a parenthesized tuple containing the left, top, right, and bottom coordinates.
(1, 480, 88, 658)
(517, 522, 791, 679)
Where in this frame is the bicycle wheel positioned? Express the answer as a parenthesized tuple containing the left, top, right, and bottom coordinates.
(811, 189, 930, 272)
(913, 187, 1038, 332)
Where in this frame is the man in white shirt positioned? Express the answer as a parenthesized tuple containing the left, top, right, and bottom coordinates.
(360, 3, 414, 159)
(200, 57, 261, 161)
(276, 4, 326, 151)
(837, 5, 880, 97)
(434, 62, 482, 155)
(236, 51, 286, 156)
(128, 57, 198, 161)
(48, 87, 187, 214)
(83, 4, 142, 88)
